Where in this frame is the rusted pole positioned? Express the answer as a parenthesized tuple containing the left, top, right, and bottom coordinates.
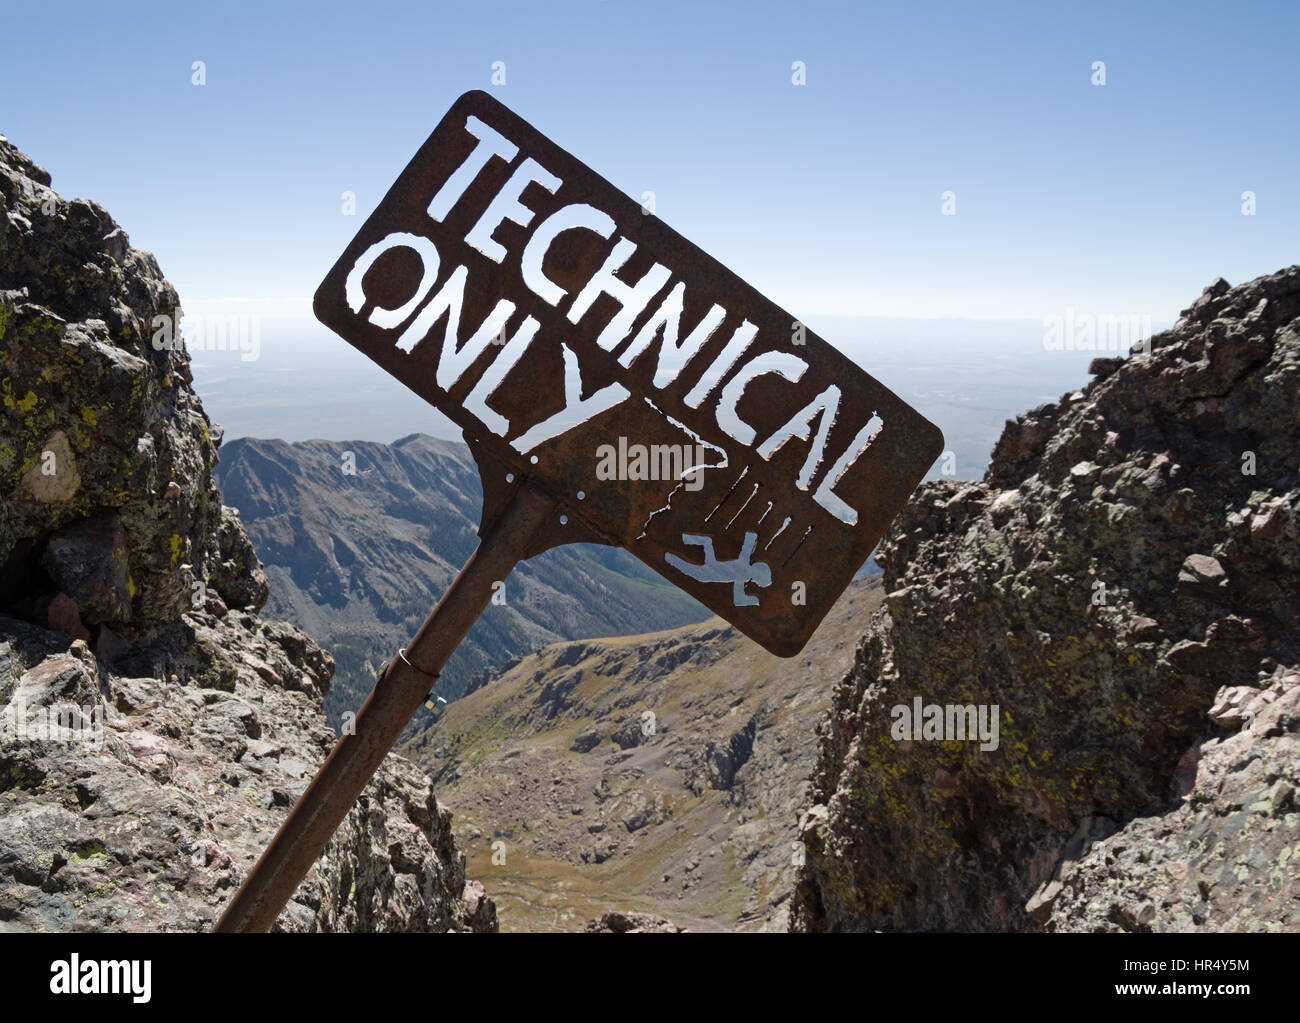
(213, 482, 556, 932)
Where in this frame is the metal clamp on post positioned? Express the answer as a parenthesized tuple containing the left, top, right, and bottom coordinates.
(397, 647, 439, 681)
(397, 647, 446, 714)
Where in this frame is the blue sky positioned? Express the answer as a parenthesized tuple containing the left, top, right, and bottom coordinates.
(3, 0, 1296, 331)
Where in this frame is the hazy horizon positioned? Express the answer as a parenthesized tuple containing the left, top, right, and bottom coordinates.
(6, 0, 1286, 487)
(191, 308, 1167, 483)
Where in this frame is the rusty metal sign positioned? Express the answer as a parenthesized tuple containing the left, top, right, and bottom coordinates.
(217, 91, 941, 931)
(314, 90, 943, 655)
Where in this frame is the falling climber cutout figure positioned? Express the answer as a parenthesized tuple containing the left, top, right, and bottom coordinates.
(665, 532, 772, 606)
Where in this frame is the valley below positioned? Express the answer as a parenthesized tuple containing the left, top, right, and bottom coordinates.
(402, 577, 882, 931)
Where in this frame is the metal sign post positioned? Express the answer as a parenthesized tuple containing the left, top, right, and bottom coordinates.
(214, 91, 942, 932)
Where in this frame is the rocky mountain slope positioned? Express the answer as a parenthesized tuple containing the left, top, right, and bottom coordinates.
(403, 576, 881, 931)
(0, 133, 493, 931)
(213, 434, 707, 729)
(792, 268, 1300, 932)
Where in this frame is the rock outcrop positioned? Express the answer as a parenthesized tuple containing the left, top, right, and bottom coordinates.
(792, 268, 1300, 932)
(585, 910, 686, 933)
(0, 134, 494, 931)
(1047, 666, 1298, 931)
(0, 136, 266, 636)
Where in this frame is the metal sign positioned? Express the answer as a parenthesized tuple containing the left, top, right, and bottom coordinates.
(314, 90, 943, 655)
(217, 91, 941, 931)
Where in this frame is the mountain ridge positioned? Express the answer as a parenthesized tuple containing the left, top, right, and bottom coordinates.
(213, 432, 710, 729)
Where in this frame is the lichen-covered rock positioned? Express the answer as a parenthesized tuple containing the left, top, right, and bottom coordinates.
(207, 505, 270, 614)
(791, 267, 1300, 932)
(0, 131, 263, 633)
(1047, 667, 1299, 932)
(0, 134, 494, 933)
